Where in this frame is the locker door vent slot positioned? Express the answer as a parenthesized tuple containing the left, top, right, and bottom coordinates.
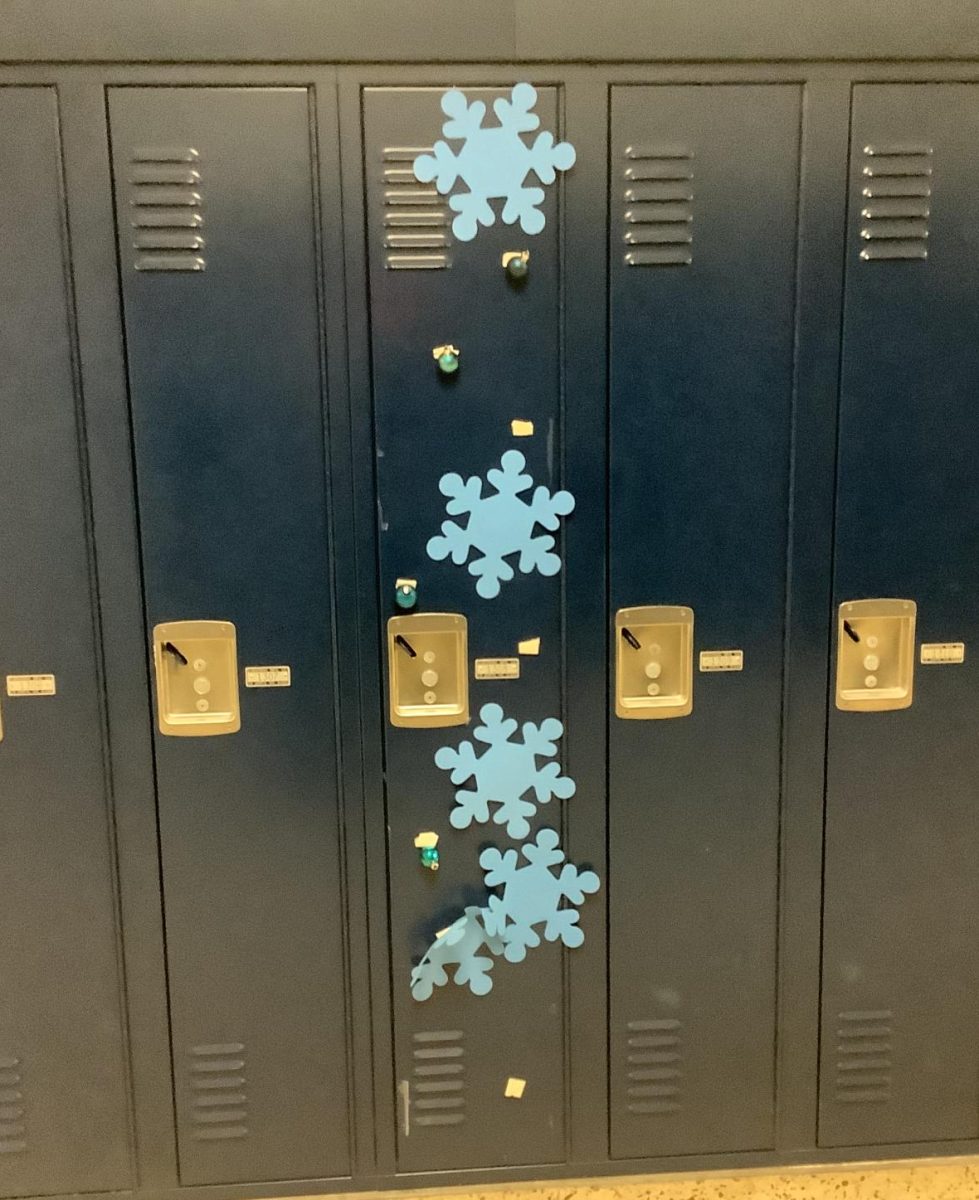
(0, 1056, 26, 1155)
(411, 1031, 466, 1127)
(859, 144, 932, 261)
(623, 1018, 682, 1116)
(189, 1042, 248, 1141)
(383, 146, 452, 270)
(130, 146, 205, 272)
(622, 144, 693, 267)
(834, 1010, 892, 1105)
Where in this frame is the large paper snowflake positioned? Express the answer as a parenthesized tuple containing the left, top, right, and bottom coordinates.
(426, 450, 575, 599)
(434, 702, 575, 839)
(410, 907, 504, 1001)
(481, 828, 601, 963)
(413, 83, 576, 242)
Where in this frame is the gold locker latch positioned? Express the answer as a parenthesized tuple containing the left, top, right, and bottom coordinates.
(152, 620, 241, 736)
(615, 605, 694, 719)
(835, 599, 916, 712)
(388, 613, 468, 728)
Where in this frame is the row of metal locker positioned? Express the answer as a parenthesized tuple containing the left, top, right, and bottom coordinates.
(1, 73, 977, 1200)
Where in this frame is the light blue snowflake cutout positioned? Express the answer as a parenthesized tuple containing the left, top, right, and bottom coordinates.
(411, 906, 505, 1001)
(434, 702, 575, 840)
(480, 828, 600, 964)
(426, 449, 575, 599)
(413, 83, 576, 242)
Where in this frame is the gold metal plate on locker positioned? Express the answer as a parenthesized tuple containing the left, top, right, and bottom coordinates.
(615, 605, 694, 719)
(388, 613, 468, 728)
(836, 599, 916, 712)
(152, 620, 241, 736)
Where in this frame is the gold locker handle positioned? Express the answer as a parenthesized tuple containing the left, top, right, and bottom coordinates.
(152, 620, 241, 736)
(615, 605, 694, 719)
(835, 599, 917, 712)
(387, 613, 469, 728)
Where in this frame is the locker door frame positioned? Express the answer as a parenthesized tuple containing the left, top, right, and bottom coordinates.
(337, 63, 611, 1179)
(46, 62, 377, 1194)
(0, 80, 137, 1197)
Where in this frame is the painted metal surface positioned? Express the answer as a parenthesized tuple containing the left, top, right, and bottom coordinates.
(820, 82, 979, 1149)
(608, 84, 802, 1159)
(0, 86, 132, 1198)
(107, 86, 351, 1185)
(362, 83, 573, 1174)
(2, 1, 978, 61)
(0, 41, 978, 1200)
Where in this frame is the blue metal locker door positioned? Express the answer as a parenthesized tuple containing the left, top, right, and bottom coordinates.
(0, 87, 131, 1196)
(362, 85, 575, 1172)
(608, 85, 802, 1157)
(820, 83, 979, 1148)
(108, 88, 351, 1186)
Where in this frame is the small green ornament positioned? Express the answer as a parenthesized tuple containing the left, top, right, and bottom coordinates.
(420, 845, 440, 871)
(503, 250, 530, 280)
(433, 343, 460, 375)
(395, 580, 418, 609)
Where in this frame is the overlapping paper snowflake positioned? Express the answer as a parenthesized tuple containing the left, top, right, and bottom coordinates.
(434, 703, 575, 839)
(426, 450, 575, 599)
(411, 829, 600, 1000)
(480, 829, 600, 963)
(410, 907, 504, 1001)
(413, 83, 576, 242)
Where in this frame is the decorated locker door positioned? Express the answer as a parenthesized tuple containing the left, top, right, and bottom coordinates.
(108, 88, 351, 1185)
(0, 88, 131, 1196)
(362, 85, 588, 1171)
(819, 84, 979, 1148)
(608, 85, 802, 1157)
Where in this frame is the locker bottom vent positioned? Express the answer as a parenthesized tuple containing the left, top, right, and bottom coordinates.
(835, 1010, 893, 1105)
(412, 1030, 466, 1127)
(189, 1042, 248, 1141)
(624, 1018, 683, 1116)
(0, 1056, 26, 1154)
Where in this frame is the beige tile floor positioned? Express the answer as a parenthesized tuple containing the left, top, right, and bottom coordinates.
(312, 1159, 979, 1200)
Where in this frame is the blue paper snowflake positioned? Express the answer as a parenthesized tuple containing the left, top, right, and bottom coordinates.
(434, 702, 575, 839)
(410, 832, 600, 1001)
(481, 828, 600, 964)
(413, 83, 576, 242)
(410, 906, 504, 1001)
(426, 450, 575, 599)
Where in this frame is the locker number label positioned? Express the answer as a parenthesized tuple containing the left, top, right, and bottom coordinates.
(699, 649, 743, 673)
(244, 665, 292, 688)
(920, 642, 965, 665)
(474, 657, 520, 680)
(6, 674, 57, 697)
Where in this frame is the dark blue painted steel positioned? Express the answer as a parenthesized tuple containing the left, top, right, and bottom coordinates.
(362, 85, 571, 1173)
(821, 82, 979, 1148)
(608, 84, 802, 1158)
(108, 87, 351, 1185)
(0, 86, 132, 1197)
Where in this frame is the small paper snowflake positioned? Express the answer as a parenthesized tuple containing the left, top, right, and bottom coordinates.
(410, 907, 504, 1001)
(427, 450, 575, 599)
(413, 83, 576, 242)
(480, 828, 600, 964)
(434, 702, 575, 839)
